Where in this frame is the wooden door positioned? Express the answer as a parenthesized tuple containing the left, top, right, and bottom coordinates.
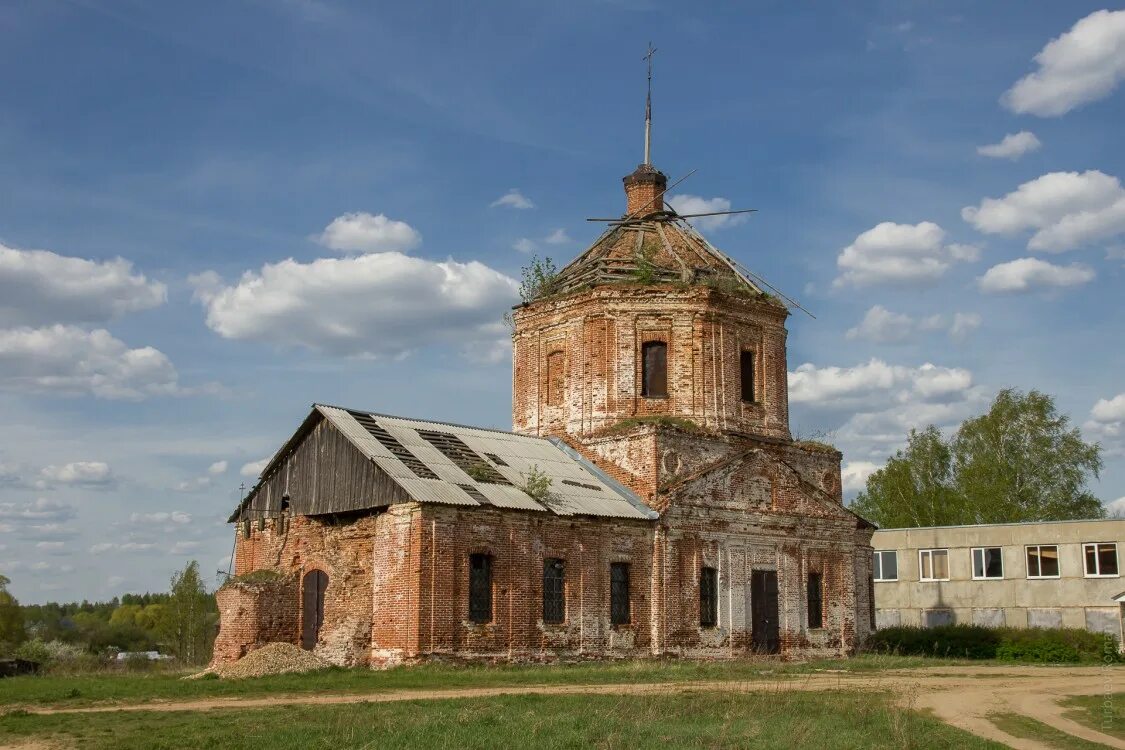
(750, 569, 780, 655)
(301, 570, 328, 650)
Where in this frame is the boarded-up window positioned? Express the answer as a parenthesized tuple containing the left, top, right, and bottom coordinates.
(699, 567, 718, 627)
(740, 350, 755, 402)
(807, 572, 823, 629)
(468, 554, 493, 623)
(543, 558, 565, 624)
(641, 341, 667, 398)
(610, 562, 631, 625)
(546, 350, 565, 407)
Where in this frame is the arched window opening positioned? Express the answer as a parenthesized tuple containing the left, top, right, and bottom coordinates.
(301, 569, 328, 650)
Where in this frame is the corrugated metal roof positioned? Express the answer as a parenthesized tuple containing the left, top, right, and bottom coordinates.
(315, 405, 656, 520)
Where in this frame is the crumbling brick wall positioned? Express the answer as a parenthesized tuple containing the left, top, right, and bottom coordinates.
(223, 512, 385, 666)
(211, 573, 298, 664)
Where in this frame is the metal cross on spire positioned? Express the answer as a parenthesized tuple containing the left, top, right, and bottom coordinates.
(643, 42, 657, 166)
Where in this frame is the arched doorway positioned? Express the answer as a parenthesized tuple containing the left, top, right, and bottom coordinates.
(301, 569, 328, 650)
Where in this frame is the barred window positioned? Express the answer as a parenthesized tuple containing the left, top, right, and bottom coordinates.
(468, 553, 493, 623)
(699, 566, 718, 628)
(610, 562, 630, 625)
(807, 572, 823, 629)
(543, 558, 565, 624)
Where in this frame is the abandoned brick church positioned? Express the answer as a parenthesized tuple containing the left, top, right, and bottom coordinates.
(212, 158, 877, 667)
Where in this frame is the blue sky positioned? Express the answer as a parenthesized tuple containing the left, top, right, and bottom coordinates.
(2, 1, 1124, 603)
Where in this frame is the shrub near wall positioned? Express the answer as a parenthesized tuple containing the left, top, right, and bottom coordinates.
(864, 625, 1120, 663)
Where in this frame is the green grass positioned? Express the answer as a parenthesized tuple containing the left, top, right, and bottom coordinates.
(0, 690, 1004, 749)
(1061, 693, 1124, 741)
(987, 712, 1109, 750)
(0, 655, 974, 709)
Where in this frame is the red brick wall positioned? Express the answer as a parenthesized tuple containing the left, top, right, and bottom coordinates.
(512, 286, 791, 442)
(212, 574, 298, 664)
(224, 512, 389, 666)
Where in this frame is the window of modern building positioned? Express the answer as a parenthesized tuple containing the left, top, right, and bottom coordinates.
(740, 350, 755, 403)
(543, 558, 565, 624)
(610, 562, 631, 625)
(807, 572, 823, 629)
(971, 547, 1004, 580)
(699, 567, 718, 628)
(545, 350, 565, 407)
(919, 549, 949, 581)
(873, 550, 898, 581)
(1026, 545, 1060, 579)
(468, 553, 493, 623)
(1084, 543, 1120, 578)
(641, 341, 668, 398)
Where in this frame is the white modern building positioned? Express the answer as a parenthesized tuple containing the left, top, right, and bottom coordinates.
(871, 518, 1123, 643)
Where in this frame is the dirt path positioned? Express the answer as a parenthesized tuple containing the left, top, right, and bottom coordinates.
(6, 666, 1122, 749)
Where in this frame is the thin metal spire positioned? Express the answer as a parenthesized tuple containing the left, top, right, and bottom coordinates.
(643, 42, 657, 166)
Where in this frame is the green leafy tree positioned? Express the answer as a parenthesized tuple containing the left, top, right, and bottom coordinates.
(157, 561, 216, 664)
(952, 388, 1103, 523)
(0, 574, 26, 650)
(852, 426, 962, 528)
(853, 390, 1104, 528)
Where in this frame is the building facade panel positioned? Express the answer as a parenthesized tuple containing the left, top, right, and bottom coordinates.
(872, 519, 1124, 639)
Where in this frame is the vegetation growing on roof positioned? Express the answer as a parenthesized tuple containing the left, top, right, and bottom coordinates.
(792, 440, 839, 454)
(599, 416, 704, 436)
(520, 465, 555, 503)
(518, 256, 560, 303)
(465, 463, 495, 483)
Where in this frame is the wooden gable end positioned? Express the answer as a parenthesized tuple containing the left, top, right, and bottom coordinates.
(245, 414, 410, 518)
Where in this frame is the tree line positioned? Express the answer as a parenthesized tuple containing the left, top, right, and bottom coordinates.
(852, 389, 1105, 528)
(0, 561, 218, 666)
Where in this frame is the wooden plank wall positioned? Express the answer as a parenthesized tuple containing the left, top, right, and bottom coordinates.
(247, 416, 409, 518)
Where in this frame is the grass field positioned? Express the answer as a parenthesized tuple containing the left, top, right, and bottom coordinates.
(0, 690, 1004, 749)
(1061, 692, 1125, 740)
(986, 712, 1109, 750)
(0, 655, 969, 709)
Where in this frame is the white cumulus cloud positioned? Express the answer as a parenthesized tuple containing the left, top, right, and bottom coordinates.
(1001, 10, 1125, 117)
(788, 359, 972, 407)
(0, 325, 182, 400)
(0, 498, 76, 523)
(1085, 393, 1125, 458)
(192, 252, 518, 358)
(39, 461, 113, 486)
(490, 189, 535, 210)
(976, 131, 1042, 160)
(208, 460, 228, 475)
(240, 457, 270, 478)
(841, 461, 880, 493)
(962, 170, 1125, 252)
(0, 242, 166, 326)
(315, 212, 421, 254)
(544, 229, 573, 245)
(834, 222, 977, 287)
(846, 306, 981, 344)
(666, 195, 749, 231)
(977, 258, 1094, 293)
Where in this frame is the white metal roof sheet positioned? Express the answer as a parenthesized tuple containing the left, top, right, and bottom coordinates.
(313, 404, 656, 520)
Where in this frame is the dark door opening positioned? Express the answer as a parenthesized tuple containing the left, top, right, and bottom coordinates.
(750, 569, 780, 654)
(301, 569, 328, 650)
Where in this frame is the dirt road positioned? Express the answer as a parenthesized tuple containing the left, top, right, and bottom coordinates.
(6, 665, 1122, 749)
